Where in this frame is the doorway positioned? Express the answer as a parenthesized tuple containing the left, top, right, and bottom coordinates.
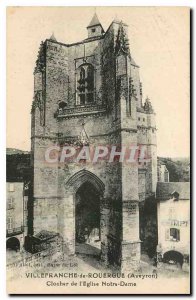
(75, 181, 101, 256)
(6, 237, 20, 251)
(163, 250, 184, 267)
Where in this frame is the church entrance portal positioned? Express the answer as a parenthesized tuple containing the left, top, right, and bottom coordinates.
(75, 181, 101, 256)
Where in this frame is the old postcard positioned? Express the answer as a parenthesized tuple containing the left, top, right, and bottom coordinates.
(6, 6, 190, 294)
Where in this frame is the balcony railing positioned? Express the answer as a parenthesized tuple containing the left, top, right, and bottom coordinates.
(6, 226, 24, 237)
(56, 104, 107, 118)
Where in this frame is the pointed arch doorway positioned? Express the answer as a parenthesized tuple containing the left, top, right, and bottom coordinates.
(64, 170, 105, 258)
(75, 181, 101, 256)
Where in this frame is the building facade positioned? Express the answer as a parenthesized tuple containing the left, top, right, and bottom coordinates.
(6, 182, 26, 251)
(30, 14, 157, 271)
(156, 182, 190, 268)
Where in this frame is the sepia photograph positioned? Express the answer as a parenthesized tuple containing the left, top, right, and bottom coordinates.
(6, 6, 190, 294)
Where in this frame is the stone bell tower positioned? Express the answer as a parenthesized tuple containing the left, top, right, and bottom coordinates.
(30, 13, 157, 272)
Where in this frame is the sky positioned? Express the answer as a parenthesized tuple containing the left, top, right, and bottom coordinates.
(7, 6, 190, 157)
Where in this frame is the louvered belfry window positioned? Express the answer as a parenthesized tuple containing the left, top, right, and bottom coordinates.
(77, 64, 94, 105)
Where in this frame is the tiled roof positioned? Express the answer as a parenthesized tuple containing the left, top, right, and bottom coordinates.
(156, 182, 190, 200)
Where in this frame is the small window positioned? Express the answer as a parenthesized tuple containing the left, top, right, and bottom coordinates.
(152, 129, 154, 133)
(143, 118, 145, 122)
(138, 117, 140, 121)
(91, 28, 96, 33)
(9, 183, 14, 192)
(170, 228, 180, 241)
(165, 228, 180, 241)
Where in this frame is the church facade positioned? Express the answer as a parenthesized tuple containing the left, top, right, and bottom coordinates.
(30, 14, 157, 271)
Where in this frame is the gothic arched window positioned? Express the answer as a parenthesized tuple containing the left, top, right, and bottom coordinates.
(76, 64, 95, 105)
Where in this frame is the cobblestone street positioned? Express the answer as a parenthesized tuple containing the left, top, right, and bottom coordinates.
(7, 246, 189, 283)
